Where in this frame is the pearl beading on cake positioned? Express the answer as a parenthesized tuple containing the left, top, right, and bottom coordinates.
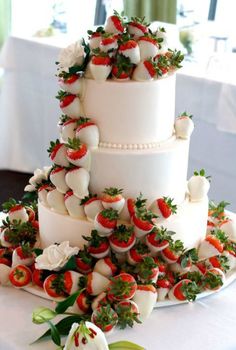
(99, 141, 162, 150)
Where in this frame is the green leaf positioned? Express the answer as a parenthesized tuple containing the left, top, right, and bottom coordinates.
(55, 289, 84, 314)
(109, 340, 145, 350)
(32, 307, 57, 324)
(61, 255, 77, 271)
(47, 320, 61, 347)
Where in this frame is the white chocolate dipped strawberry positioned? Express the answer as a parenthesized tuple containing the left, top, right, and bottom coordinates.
(109, 224, 136, 253)
(99, 35, 118, 54)
(206, 255, 230, 274)
(161, 240, 184, 264)
(2, 199, 29, 224)
(47, 188, 68, 215)
(187, 169, 210, 202)
(65, 270, 84, 295)
(59, 74, 84, 95)
(0, 264, 10, 285)
(75, 117, 99, 148)
(175, 112, 194, 139)
(65, 138, 91, 171)
(12, 244, 34, 267)
(83, 230, 110, 259)
(90, 53, 112, 81)
(38, 184, 54, 207)
(92, 305, 118, 334)
(170, 248, 198, 275)
(72, 291, 90, 315)
(149, 196, 177, 219)
(132, 284, 157, 322)
(127, 17, 148, 39)
(81, 194, 103, 222)
(104, 11, 125, 34)
(137, 256, 159, 284)
(156, 275, 173, 301)
(118, 39, 140, 64)
(86, 271, 110, 296)
(94, 256, 117, 278)
(168, 279, 200, 302)
(138, 35, 159, 60)
(155, 27, 168, 53)
(65, 167, 90, 199)
(61, 118, 78, 143)
(119, 197, 136, 222)
(203, 268, 225, 291)
(132, 206, 157, 238)
(88, 27, 104, 50)
(64, 321, 109, 350)
(198, 230, 228, 260)
(115, 300, 140, 329)
(127, 241, 150, 265)
(132, 59, 157, 81)
(91, 292, 109, 311)
(101, 187, 125, 213)
(0, 228, 13, 248)
(64, 191, 85, 219)
(57, 91, 82, 118)
(107, 273, 137, 302)
(223, 244, 236, 271)
(47, 139, 70, 167)
(111, 55, 134, 81)
(146, 227, 174, 254)
(94, 208, 119, 236)
(49, 166, 69, 194)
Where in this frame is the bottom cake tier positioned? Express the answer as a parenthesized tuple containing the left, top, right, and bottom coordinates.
(38, 196, 208, 249)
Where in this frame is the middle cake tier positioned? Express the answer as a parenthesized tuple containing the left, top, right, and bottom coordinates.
(89, 137, 189, 205)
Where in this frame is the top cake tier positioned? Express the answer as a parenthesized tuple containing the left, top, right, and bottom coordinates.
(81, 74, 176, 145)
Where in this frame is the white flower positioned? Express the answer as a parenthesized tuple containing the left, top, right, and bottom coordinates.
(58, 41, 85, 70)
(24, 166, 51, 192)
(64, 321, 109, 350)
(35, 241, 79, 271)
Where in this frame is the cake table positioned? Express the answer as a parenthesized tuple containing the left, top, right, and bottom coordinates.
(1, 281, 236, 350)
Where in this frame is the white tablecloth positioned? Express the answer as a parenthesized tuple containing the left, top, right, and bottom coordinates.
(1, 281, 236, 350)
(0, 35, 236, 210)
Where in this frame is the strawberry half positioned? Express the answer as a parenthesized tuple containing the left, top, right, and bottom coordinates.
(9, 264, 32, 288)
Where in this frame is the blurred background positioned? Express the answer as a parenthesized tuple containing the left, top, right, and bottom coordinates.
(0, 0, 235, 210)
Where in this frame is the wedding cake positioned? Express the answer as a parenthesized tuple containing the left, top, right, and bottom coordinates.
(1, 13, 236, 347)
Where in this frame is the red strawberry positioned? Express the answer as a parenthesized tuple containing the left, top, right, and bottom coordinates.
(107, 273, 137, 301)
(150, 197, 177, 219)
(94, 256, 117, 278)
(101, 187, 125, 213)
(44, 271, 73, 298)
(198, 230, 228, 260)
(156, 276, 173, 301)
(83, 230, 110, 259)
(119, 197, 136, 221)
(0, 257, 11, 266)
(59, 74, 83, 95)
(58, 92, 81, 118)
(86, 271, 110, 296)
(168, 279, 200, 301)
(75, 291, 90, 315)
(94, 208, 119, 236)
(146, 227, 174, 253)
(75, 117, 99, 148)
(66, 138, 90, 170)
(138, 35, 159, 60)
(81, 194, 103, 222)
(47, 139, 70, 167)
(32, 269, 46, 289)
(132, 284, 157, 321)
(9, 264, 32, 288)
(115, 300, 140, 329)
(161, 240, 184, 264)
(109, 224, 136, 253)
(91, 305, 118, 333)
(90, 54, 112, 81)
(105, 12, 125, 34)
(132, 206, 156, 238)
(126, 241, 149, 266)
(207, 255, 230, 273)
(203, 268, 225, 291)
(112, 55, 134, 80)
